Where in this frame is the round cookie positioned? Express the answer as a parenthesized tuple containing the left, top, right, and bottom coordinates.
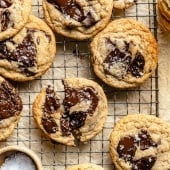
(42, 0, 113, 40)
(110, 114, 170, 170)
(112, 0, 136, 9)
(0, 76, 22, 141)
(0, 0, 31, 41)
(32, 78, 108, 146)
(91, 18, 158, 89)
(0, 15, 56, 81)
(66, 163, 104, 170)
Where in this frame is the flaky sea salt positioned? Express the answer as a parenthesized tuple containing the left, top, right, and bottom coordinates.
(0, 152, 36, 170)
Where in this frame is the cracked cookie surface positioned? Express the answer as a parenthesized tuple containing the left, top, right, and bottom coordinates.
(0, 0, 31, 40)
(110, 114, 170, 170)
(0, 76, 22, 141)
(91, 18, 158, 88)
(0, 15, 56, 81)
(42, 0, 113, 40)
(32, 78, 108, 146)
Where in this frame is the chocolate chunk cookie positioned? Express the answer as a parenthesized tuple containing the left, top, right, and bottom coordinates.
(32, 78, 108, 146)
(0, 0, 31, 41)
(110, 114, 170, 170)
(91, 19, 158, 88)
(0, 76, 22, 141)
(66, 163, 104, 170)
(42, 0, 113, 40)
(0, 15, 56, 81)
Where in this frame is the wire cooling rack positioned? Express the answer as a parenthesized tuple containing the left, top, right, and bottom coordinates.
(0, 0, 158, 169)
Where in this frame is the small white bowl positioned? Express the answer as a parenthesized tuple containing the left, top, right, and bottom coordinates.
(0, 145, 42, 170)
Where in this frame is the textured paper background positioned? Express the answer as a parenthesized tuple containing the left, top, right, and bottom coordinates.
(0, 0, 166, 169)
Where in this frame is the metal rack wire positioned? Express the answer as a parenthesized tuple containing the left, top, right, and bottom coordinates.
(0, 0, 158, 169)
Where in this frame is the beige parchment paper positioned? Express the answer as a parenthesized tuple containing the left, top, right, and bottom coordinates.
(0, 0, 168, 169)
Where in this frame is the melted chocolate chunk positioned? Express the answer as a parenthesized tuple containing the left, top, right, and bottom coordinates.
(128, 53, 145, 77)
(44, 86, 60, 114)
(132, 156, 157, 170)
(0, 80, 22, 120)
(1, 10, 10, 31)
(69, 111, 87, 129)
(117, 130, 158, 170)
(60, 117, 71, 135)
(104, 48, 131, 64)
(60, 80, 99, 135)
(117, 136, 137, 162)
(47, 0, 85, 22)
(47, 0, 97, 27)
(42, 86, 60, 134)
(138, 130, 157, 150)
(104, 39, 145, 78)
(0, 29, 37, 76)
(42, 117, 57, 133)
(0, 0, 12, 8)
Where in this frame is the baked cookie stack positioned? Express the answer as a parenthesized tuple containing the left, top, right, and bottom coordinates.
(158, 0, 170, 31)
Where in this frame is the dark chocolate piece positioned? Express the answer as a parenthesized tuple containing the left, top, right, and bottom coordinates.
(117, 130, 158, 170)
(42, 86, 60, 134)
(0, 29, 37, 76)
(128, 53, 145, 77)
(132, 156, 157, 170)
(0, 80, 22, 120)
(117, 136, 137, 162)
(60, 80, 99, 135)
(0, 0, 12, 8)
(138, 130, 158, 150)
(1, 10, 10, 31)
(44, 86, 60, 114)
(104, 39, 145, 78)
(47, 0, 97, 27)
(42, 116, 58, 133)
(47, 0, 85, 22)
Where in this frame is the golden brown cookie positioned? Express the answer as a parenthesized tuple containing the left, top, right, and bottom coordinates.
(110, 114, 170, 170)
(158, 0, 170, 21)
(0, 0, 31, 41)
(0, 76, 22, 141)
(91, 18, 158, 89)
(112, 0, 136, 9)
(32, 78, 108, 146)
(42, 0, 113, 40)
(0, 15, 56, 81)
(66, 163, 104, 170)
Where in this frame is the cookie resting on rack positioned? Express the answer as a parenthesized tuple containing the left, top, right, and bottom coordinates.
(112, 0, 136, 9)
(0, 0, 31, 41)
(0, 76, 22, 141)
(32, 78, 108, 146)
(42, 0, 113, 40)
(90, 18, 158, 89)
(110, 114, 170, 170)
(0, 15, 56, 81)
(66, 163, 104, 170)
